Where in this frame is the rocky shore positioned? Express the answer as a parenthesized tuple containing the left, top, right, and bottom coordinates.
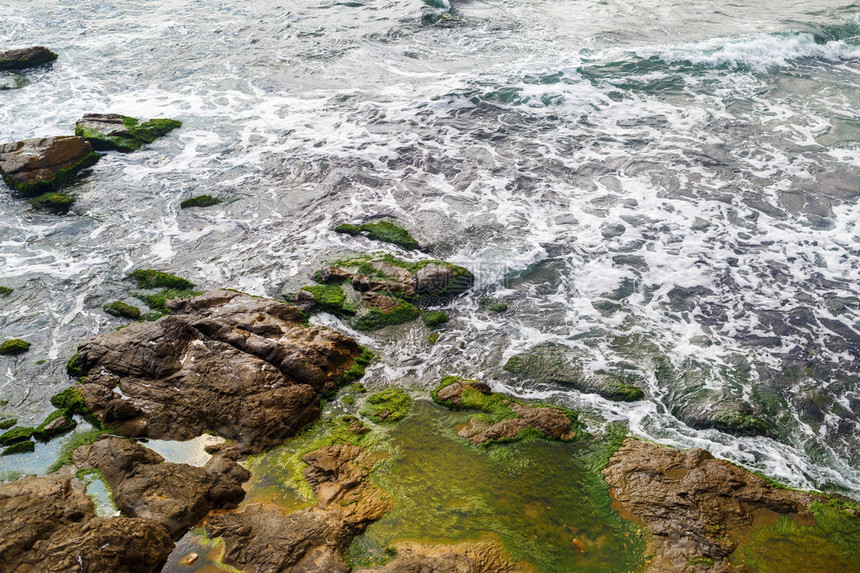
(2, 232, 859, 572)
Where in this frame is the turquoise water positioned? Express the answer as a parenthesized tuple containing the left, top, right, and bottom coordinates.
(1, 0, 859, 499)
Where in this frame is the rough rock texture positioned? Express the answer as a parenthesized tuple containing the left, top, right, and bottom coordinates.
(205, 444, 391, 573)
(0, 136, 98, 196)
(0, 468, 94, 571)
(70, 290, 362, 453)
(0, 46, 57, 70)
(457, 403, 577, 445)
(355, 541, 523, 573)
(74, 114, 182, 153)
(603, 439, 819, 573)
(22, 517, 174, 573)
(72, 436, 248, 536)
(437, 378, 579, 445)
(0, 467, 174, 573)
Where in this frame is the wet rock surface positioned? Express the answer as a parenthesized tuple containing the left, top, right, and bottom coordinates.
(603, 438, 819, 573)
(0, 46, 57, 70)
(355, 541, 522, 573)
(26, 516, 175, 573)
(0, 467, 174, 573)
(0, 136, 97, 196)
(72, 436, 248, 537)
(205, 444, 391, 573)
(434, 376, 583, 445)
(69, 290, 363, 454)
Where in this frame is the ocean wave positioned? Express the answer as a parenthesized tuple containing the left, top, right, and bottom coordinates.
(639, 30, 860, 72)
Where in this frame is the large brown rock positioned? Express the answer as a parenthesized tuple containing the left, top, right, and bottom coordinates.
(22, 517, 174, 573)
(0, 46, 57, 70)
(70, 290, 362, 453)
(0, 136, 98, 196)
(603, 439, 819, 573)
(0, 467, 174, 572)
(205, 444, 391, 573)
(0, 468, 94, 571)
(72, 436, 248, 537)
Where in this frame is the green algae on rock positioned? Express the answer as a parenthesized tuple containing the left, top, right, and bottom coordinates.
(0, 136, 100, 197)
(347, 400, 645, 572)
(1, 440, 35, 456)
(180, 194, 220, 209)
(75, 114, 182, 153)
(0, 417, 16, 430)
(0, 425, 35, 446)
(28, 192, 75, 213)
(128, 269, 195, 290)
(421, 310, 449, 327)
(0, 286, 13, 296)
(296, 254, 473, 331)
(361, 389, 412, 424)
(0, 46, 57, 70)
(432, 375, 588, 444)
(103, 301, 141, 319)
(0, 338, 31, 355)
(335, 221, 420, 250)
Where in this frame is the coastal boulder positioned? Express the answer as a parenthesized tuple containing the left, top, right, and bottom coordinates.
(0, 467, 94, 571)
(75, 113, 182, 152)
(0, 135, 98, 196)
(68, 290, 363, 453)
(0, 46, 57, 70)
(603, 439, 818, 572)
(72, 436, 247, 537)
(206, 444, 391, 572)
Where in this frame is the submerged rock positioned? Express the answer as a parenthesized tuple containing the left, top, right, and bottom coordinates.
(0, 135, 99, 197)
(0, 72, 29, 90)
(75, 113, 182, 153)
(0, 46, 57, 70)
(67, 290, 363, 454)
(206, 444, 391, 572)
(72, 436, 247, 537)
(603, 439, 819, 572)
(504, 342, 645, 402)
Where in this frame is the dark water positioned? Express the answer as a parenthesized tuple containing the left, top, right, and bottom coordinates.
(1, 0, 860, 497)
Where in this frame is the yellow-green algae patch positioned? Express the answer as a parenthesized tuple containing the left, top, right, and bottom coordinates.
(346, 400, 646, 572)
(729, 500, 860, 573)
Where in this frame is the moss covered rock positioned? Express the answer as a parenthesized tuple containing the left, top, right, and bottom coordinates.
(128, 269, 195, 290)
(0, 286, 13, 296)
(0, 425, 35, 446)
(28, 192, 74, 213)
(103, 301, 141, 319)
(421, 310, 450, 327)
(1, 440, 35, 455)
(75, 114, 182, 153)
(0, 338, 31, 355)
(361, 388, 412, 423)
(180, 194, 220, 209)
(0, 136, 100, 197)
(335, 221, 419, 250)
(0, 46, 57, 70)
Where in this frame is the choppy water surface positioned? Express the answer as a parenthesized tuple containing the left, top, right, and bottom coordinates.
(1, 0, 859, 497)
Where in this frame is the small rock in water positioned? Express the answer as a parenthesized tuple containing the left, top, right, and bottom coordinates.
(0, 46, 58, 70)
(182, 552, 199, 565)
(0, 72, 29, 90)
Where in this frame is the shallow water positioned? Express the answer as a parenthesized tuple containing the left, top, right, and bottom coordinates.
(1, 0, 859, 498)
